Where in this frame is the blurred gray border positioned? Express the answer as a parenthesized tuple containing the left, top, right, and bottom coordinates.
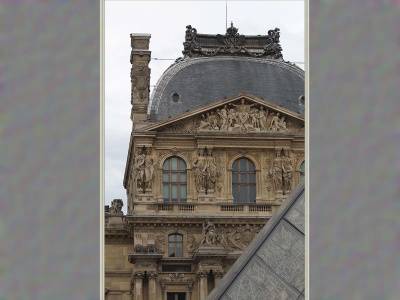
(1, 1, 399, 299)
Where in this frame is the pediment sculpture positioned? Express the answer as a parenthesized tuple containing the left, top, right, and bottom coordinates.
(159, 99, 303, 134)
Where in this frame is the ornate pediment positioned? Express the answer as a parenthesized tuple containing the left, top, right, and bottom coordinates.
(142, 94, 304, 135)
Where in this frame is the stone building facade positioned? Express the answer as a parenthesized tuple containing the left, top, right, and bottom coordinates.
(105, 24, 305, 300)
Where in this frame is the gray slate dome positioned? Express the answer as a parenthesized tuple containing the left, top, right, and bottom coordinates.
(149, 56, 305, 121)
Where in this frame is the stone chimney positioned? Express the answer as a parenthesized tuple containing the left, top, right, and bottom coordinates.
(130, 34, 151, 129)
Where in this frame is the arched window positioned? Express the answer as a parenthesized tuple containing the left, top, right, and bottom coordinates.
(168, 234, 183, 257)
(232, 158, 256, 203)
(300, 161, 305, 180)
(163, 157, 187, 203)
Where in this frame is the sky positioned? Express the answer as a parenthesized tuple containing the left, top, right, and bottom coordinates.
(105, 1, 305, 213)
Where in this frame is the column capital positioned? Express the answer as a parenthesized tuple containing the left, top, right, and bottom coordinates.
(197, 270, 208, 279)
(148, 272, 158, 279)
(133, 271, 144, 279)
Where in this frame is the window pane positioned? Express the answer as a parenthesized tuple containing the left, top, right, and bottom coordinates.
(233, 160, 238, 170)
(179, 160, 186, 170)
(163, 185, 169, 199)
(163, 160, 169, 170)
(248, 161, 255, 171)
(249, 186, 256, 203)
(169, 245, 175, 257)
(171, 157, 178, 170)
(169, 235, 175, 242)
(180, 174, 187, 182)
(240, 158, 246, 171)
(176, 243, 183, 257)
(163, 173, 169, 182)
(178, 293, 186, 300)
(240, 186, 247, 202)
(167, 294, 175, 300)
(249, 174, 256, 183)
(171, 173, 178, 182)
(232, 173, 238, 183)
(240, 173, 247, 183)
(180, 187, 186, 200)
(232, 185, 239, 202)
(176, 235, 182, 241)
(172, 185, 178, 199)
(301, 161, 305, 172)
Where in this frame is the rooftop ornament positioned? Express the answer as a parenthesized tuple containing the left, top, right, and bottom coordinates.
(182, 23, 283, 60)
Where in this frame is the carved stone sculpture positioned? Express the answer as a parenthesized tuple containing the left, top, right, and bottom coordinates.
(258, 106, 268, 130)
(200, 221, 220, 245)
(204, 148, 219, 193)
(133, 147, 155, 193)
(270, 149, 283, 192)
(282, 150, 294, 194)
(193, 148, 207, 192)
(109, 199, 123, 215)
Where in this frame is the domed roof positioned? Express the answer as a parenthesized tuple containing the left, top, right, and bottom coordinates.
(149, 56, 304, 121)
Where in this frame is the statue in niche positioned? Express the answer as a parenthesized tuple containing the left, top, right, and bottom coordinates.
(282, 150, 294, 194)
(144, 147, 155, 190)
(200, 221, 219, 245)
(204, 148, 219, 193)
(270, 148, 283, 192)
(133, 147, 146, 190)
(133, 146, 155, 193)
(109, 199, 123, 215)
(259, 106, 268, 130)
(193, 148, 207, 191)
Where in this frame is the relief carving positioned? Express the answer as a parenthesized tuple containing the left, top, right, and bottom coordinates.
(131, 63, 150, 102)
(221, 224, 259, 251)
(187, 234, 199, 253)
(268, 112, 290, 132)
(155, 234, 165, 252)
(200, 221, 221, 245)
(164, 273, 193, 282)
(160, 99, 303, 134)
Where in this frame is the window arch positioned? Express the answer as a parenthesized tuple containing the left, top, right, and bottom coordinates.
(300, 161, 305, 180)
(163, 157, 187, 203)
(168, 234, 183, 257)
(232, 158, 256, 203)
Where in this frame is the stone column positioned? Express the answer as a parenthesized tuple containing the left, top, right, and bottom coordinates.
(197, 271, 208, 300)
(148, 272, 157, 300)
(133, 272, 144, 300)
(214, 271, 224, 287)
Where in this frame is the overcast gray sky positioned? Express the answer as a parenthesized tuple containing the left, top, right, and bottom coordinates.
(105, 1, 305, 213)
